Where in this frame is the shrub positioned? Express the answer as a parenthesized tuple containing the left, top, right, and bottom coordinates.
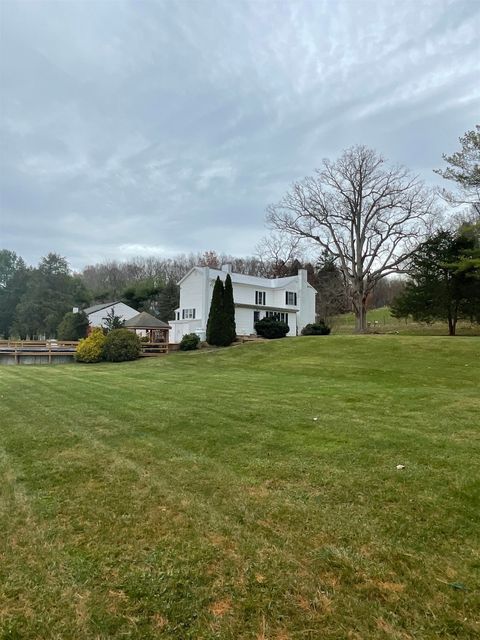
(75, 328, 106, 363)
(301, 322, 331, 336)
(57, 311, 89, 340)
(179, 333, 200, 351)
(102, 328, 142, 362)
(254, 317, 289, 339)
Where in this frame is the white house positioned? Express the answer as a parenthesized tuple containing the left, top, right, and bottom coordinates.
(82, 301, 138, 328)
(169, 265, 316, 343)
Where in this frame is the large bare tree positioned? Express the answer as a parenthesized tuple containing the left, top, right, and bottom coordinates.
(267, 146, 436, 332)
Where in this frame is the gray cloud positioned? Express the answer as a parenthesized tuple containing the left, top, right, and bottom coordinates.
(1, 0, 479, 269)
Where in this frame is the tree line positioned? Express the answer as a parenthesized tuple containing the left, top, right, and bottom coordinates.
(0, 247, 353, 339)
(1, 125, 478, 338)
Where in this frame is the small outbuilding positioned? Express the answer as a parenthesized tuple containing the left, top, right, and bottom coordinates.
(83, 301, 138, 328)
(124, 311, 171, 354)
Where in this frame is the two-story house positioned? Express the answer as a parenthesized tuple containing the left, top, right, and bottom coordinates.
(169, 264, 316, 343)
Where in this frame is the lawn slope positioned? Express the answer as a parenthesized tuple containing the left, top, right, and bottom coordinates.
(0, 336, 479, 639)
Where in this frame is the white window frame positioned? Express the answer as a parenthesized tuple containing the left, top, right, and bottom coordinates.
(285, 291, 297, 306)
(182, 308, 196, 319)
(255, 291, 266, 305)
(266, 311, 288, 323)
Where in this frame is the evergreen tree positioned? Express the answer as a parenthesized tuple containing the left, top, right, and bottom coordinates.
(223, 273, 236, 344)
(14, 253, 89, 338)
(206, 276, 227, 346)
(157, 280, 180, 322)
(0, 250, 29, 338)
(122, 279, 163, 312)
(57, 311, 89, 340)
(391, 227, 480, 335)
(102, 308, 125, 332)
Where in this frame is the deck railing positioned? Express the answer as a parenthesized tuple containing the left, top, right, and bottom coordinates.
(140, 342, 169, 356)
(1, 339, 169, 362)
(0, 340, 79, 364)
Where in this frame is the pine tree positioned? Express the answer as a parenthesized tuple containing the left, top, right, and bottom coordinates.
(223, 273, 236, 344)
(206, 277, 225, 345)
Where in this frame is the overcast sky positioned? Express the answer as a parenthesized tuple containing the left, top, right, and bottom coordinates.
(1, 0, 479, 270)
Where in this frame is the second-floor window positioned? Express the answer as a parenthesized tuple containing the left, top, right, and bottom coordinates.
(182, 308, 196, 319)
(285, 291, 297, 305)
(255, 291, 266, 305)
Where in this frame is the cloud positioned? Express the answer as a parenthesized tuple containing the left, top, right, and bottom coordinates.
(0, 0, 479, 269)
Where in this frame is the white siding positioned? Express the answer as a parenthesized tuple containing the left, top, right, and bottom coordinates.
(169, 266, 316, 343)
(170, 319, 203, 343)
(88, 303, 138, 328)
(235, 308, 297, 337)
(178, 269, 205, 319)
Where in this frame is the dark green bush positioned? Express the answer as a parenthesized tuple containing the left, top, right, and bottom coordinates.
(301, 322, 331, 336)
(179, 333, 200, 351)
(254, 317, 289, 339)
(102, 328, 142, 362)
(57, 311, 89, 340)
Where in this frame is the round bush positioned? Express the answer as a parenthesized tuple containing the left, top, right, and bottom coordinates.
(75, 327, 106, 363)
(254, 317, 289, 339)
(179, 333, 200, 351)
(102, 328, 142, 362)
(301, 322, 331, 336)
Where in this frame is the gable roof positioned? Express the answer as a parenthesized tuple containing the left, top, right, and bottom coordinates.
(208, 268, 301, 289)
(124, 311, 170, 329)
(178, 267, 315, 290)
(83, 301, 123, 315)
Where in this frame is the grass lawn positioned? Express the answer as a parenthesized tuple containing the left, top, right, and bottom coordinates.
(331, 307, 480, 336)
(1, 336, 479, 639)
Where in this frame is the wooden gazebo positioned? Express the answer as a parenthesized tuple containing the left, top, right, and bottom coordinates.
(124, 312, 170, 355)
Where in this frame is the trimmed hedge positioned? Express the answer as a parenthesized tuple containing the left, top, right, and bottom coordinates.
(179, 333, 200, 351)
(254, 317, 289, 339)
(301, 322, 331, 335)
(102, 328, 142, 362)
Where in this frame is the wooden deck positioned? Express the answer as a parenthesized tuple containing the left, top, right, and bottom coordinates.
(0, 339, 169, 363)
(0, 340, 79, 364)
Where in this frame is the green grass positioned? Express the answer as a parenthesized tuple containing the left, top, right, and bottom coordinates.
(1, 337, 479, 639)
(332, 306, 480, 336)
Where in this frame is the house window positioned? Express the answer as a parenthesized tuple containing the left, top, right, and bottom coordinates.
(285, 291, 297, 305)
(253, 311, 260, 323)
(182, 308, 196, 319)
(255, 291, 266, 305)
(176, 311, 180, 320)
(266, 311, 288, 323)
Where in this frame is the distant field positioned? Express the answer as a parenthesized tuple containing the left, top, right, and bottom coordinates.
(332, 306, 480, 336)
(1, 336, 479, 639)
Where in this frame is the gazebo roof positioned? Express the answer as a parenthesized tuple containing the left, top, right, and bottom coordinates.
(124, 311, 171, 329)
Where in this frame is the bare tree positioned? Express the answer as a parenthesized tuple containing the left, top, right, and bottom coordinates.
(267, 146, 436, 332)
(254, 232, 304, 277)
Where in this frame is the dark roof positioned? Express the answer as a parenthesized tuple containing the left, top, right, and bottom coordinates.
(83, 301, 122, 315)
(124, 311, 171, 329)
